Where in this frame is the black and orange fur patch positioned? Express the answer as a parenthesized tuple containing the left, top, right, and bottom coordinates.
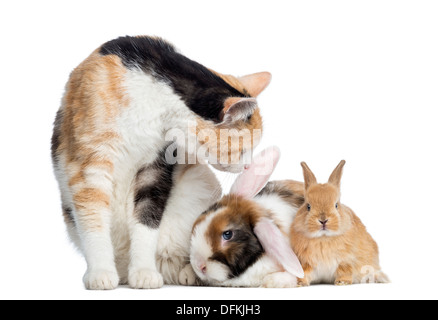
(100, 36, 248, 123)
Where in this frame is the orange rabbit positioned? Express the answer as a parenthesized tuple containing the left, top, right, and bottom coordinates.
(290, 161, 389, 286)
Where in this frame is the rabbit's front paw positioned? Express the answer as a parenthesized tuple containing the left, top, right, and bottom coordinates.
(297, 277, 311, 287)
(179, 264, 197, 286)
(262, 272, 298, 288)
(335, 278, 353, 286)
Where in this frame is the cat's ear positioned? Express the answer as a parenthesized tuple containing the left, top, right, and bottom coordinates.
(222, 97, 258, 123)
(238, 72, 272, 97)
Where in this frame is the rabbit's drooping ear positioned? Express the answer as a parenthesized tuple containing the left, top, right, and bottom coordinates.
(230, 146, 281, 199)
(328, 160, 346, 189)
(301, 162, 318, 191)
(254, 218, 304, 278)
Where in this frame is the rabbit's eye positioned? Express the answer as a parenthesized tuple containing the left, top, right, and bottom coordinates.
(307, 204, 311, 212)
(335, 203, 339, 209)
(222, 230, 233, 241)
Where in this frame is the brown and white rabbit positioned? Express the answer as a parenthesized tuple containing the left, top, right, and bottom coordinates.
(290, 160, 389, 286)
(181, 147, 305, 288)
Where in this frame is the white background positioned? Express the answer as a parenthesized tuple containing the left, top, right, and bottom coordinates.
(1, 0, 437, 300)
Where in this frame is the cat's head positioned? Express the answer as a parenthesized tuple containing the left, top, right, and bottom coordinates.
(195, 71, 271, 173)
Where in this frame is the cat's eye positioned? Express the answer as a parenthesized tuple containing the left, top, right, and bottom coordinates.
(222, 230, 233, 241)
(307, 204, 311, 212)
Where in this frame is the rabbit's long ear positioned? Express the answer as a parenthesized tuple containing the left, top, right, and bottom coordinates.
(254, 218, 304, 278)
(230, 146, 281, 199)
(328, 160, 346, 189)
(301, 162, 317, 191)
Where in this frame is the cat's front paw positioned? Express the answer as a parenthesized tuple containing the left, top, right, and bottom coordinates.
(179, 264, 197, 286)
(83, 269, 119, 290)
(128, 268, 164, 289)
(262, 272, 298, 288)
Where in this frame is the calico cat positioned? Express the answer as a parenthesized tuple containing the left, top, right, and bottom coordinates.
(51, 36, 271, 290)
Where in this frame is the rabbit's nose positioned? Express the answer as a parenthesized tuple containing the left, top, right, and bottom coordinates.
(197, 262, 207, 274)
(319, 219, 328, 226)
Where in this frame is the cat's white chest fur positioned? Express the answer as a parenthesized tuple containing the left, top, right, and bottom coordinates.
(111, 68, 195, 215)
(117, 68, 192, 167)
